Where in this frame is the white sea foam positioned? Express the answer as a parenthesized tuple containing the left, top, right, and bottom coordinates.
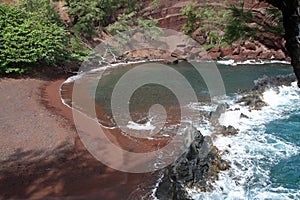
(186, 81, 300, 200)
(217, 60, 237, 66)
(62, 61, 298, 199)
(151, 172, 164, 200)
(217, 59, 291, 66)
(127, 120, 156, 131)
(187, 102, 217, 112)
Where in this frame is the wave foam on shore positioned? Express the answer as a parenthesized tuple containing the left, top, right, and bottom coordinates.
(188, 81, 300, 199)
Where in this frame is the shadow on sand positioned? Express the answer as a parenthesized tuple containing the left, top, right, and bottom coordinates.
(0, 141, 159, 200)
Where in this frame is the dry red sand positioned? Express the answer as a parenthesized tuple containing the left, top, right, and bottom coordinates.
(0, 78, 156, 200)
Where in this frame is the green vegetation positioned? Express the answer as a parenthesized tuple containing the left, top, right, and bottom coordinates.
(106, 12, 160, 54)
(225, 3, 284, 43)
(107, 12, 137, 35)
(0, 0, 152, 75)
(150, 0, 160, 10)
(181, 2, 200, 35)
(0, 3, 74, 74)
(19, 0, 63, 25)
(181, 2, 229, 49)
(65, 0, 141, 36)
(181, 1, 286, 49)
(107, 12, 159, 35)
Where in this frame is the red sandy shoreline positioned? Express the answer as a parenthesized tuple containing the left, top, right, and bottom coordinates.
(42, 79, 75, 126)
(0, 78, 156, 200)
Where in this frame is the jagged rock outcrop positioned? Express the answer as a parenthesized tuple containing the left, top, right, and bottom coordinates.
(253, 74, 297, 92)
(236, 74, 297, 110)
(209, 103, 229, 126)
(214, 125, 239, 136)
(156, 126, 229, 200)
(236, 92, 268, 110)
(205, 39, 289, 62)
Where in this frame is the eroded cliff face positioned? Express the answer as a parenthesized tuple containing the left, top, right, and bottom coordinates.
(139, 0, 290, 62)
(140, 0, 267, 31)
(7, 0, 292, 63)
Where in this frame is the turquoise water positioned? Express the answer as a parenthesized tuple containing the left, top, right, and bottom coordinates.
(83, 62, 299, 199)
(267, 112, 300, 190)
(217, 63, 293, 94)
(195, 64, 300, 199)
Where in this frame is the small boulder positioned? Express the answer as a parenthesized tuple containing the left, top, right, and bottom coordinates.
(244, 41, 256, 50)
(208, 52, 221, 60)
(240, 113, 249, 119)
(218, 125, 239, 136)
(236, 93, 268, 110)
(273, 49, 286, 60)
(220, 46, 233, 57)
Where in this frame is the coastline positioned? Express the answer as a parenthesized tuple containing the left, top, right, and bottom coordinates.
(42, 79, 75, 126)
(0, 77, 157, 200)
(57, 60, 296, 198)
(0, 59, 295, 199)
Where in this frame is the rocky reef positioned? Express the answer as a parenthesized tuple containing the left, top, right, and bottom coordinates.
(155, 74, 297, 199)
(236, 74, 296, 110)
(252, 74, 297, 92)
(156, 126, 229, 200)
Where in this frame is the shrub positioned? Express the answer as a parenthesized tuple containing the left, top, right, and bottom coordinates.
(181, 2, 229, 48)
(0, 3, 72, 74)
(181, 2, 201, 35)
(66, 0, 140, 36)
(19, 0, 63, 25)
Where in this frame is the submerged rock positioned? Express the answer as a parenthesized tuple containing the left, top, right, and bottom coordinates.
(236, 92, 268, 110)
(211, 125, 240, 140)
(156, 126, 229, 200)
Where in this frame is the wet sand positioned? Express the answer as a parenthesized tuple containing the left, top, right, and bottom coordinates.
(0, 78, 158, 200)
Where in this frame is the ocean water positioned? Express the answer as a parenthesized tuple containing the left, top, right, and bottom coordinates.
(93, 62, 299, 199)
(189, 82, 300, 200)
(63, 61, 299, 199)
(188, 68, 300, 199)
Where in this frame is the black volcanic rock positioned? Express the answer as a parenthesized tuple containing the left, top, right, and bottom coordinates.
(156, 126, 229, 200)
(236, 92, 268, 110)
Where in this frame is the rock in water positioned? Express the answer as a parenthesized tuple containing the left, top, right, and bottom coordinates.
(240, 113, 249, 119)
(210, 103, 228, 126)
(217, 125, 239, 136)
(236, 92, 268, 110)
(253, 74, 296, 92)
(236, 74, 297, 110)
(156, 126, 229, 200)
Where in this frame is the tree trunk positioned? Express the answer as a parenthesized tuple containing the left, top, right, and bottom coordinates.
(283, 7, 300, 87)
(266, 0, 300, 87)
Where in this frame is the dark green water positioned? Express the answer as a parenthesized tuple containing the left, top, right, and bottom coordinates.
(94, 61, 293, 110)
(76, 61, 299, 199)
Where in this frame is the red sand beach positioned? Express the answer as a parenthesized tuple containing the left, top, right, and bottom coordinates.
(0, 78, 157, 200)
